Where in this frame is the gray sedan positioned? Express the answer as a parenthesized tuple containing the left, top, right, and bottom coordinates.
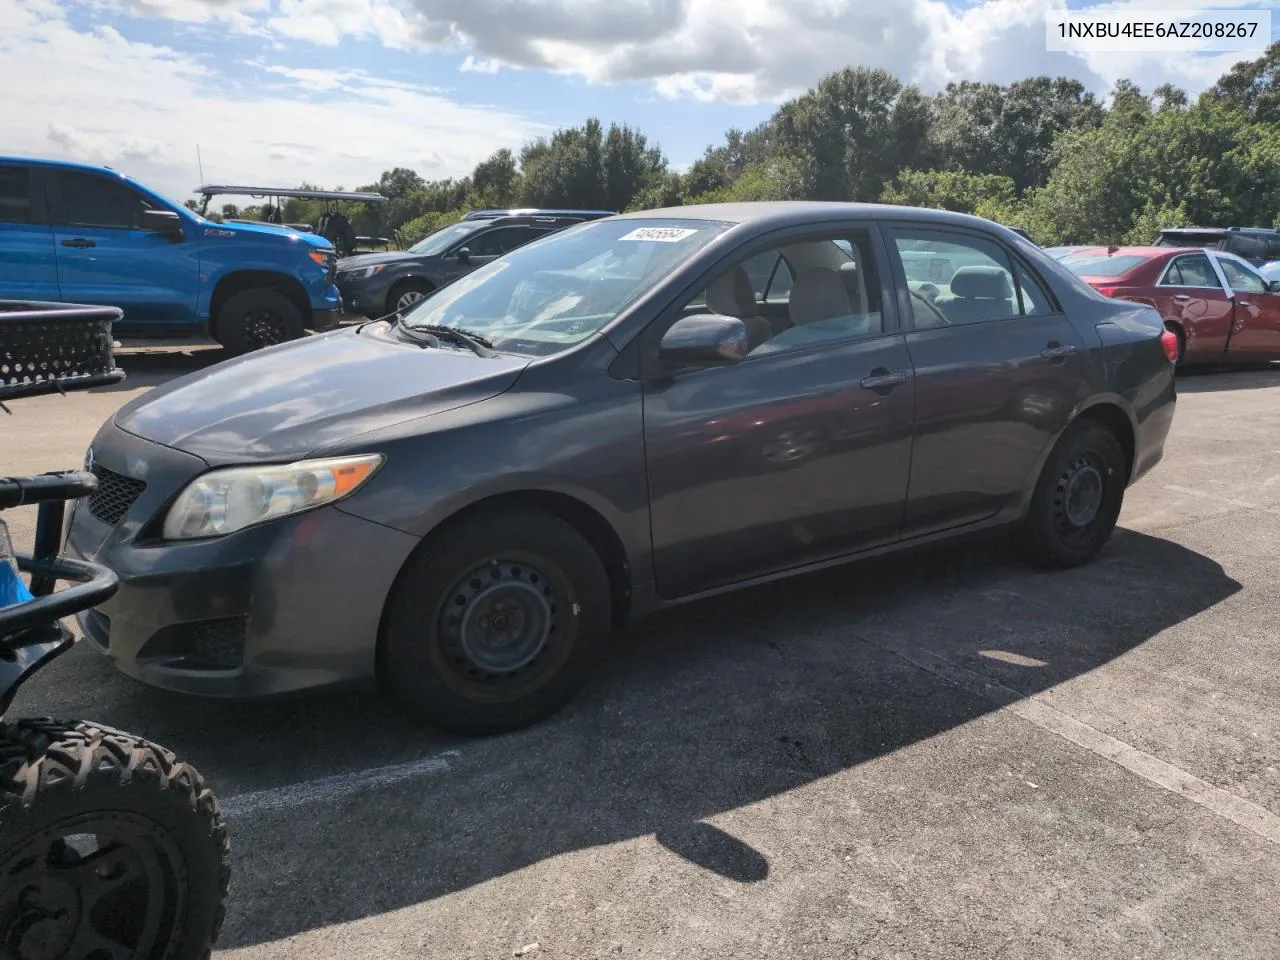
(68, 202, 1177, 735)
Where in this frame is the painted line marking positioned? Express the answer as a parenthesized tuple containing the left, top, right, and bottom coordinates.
(218, 750, 461, 819)
(873, 642, 1280, 847)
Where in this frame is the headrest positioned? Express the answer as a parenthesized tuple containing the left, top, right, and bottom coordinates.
(789, 267, 852, 326)
(706, 265, 758, 318)
(949, 265, 1013, 299)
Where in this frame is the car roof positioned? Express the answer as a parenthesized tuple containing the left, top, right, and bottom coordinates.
(1159, 226, 1280, 237)
(612, 201, 1015, 233)
(0, 155, 130, 178)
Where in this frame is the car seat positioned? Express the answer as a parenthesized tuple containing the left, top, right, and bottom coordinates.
(933, 265, 1016, 324)
(706, 265, 773, 349)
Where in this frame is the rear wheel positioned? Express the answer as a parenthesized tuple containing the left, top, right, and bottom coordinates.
(0, 719, 230, 960)
(215, 288, 304, 355)
(1021, 419, 1127, 568)
(385, 280, 434, 316)
(384, 509, 612, 736)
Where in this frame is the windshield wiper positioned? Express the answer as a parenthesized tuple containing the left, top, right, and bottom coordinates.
(397, 321, 496, 357)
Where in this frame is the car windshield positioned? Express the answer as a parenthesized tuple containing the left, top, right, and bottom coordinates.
(409, 221, 487, 256)
(399, 218, 730, 356)
(1062, 254, 1150, 278)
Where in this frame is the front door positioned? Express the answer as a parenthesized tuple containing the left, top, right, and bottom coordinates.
(1149, 251, 1235, 362)
(49, 168, 200, 326)
(1213, 254, 1280, 359)
(642, 223, 915, 598)
(0, 163, 60, 302)
(884, 223, 1089, 539)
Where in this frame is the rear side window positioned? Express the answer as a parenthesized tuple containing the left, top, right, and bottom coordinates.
(56, 171, 154, 230)
(0, 166, 34, 225)
(1228, 235, 1266, 260)
(1265, 238, 1280, 260)
(888, 228, 1049, 328)
(1160, 254, 1219, 288)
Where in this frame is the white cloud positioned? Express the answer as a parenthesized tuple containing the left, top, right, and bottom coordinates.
(0, 1, 551, 202)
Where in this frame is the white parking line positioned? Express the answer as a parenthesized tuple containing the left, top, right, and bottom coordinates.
(218, 750, 461, 819)
(882, 644, 1280, 847)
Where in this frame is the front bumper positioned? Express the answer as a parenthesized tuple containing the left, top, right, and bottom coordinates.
(66, 422, 419, 697)
(336, 274, 395, 319)
(310, 305, 342, 332)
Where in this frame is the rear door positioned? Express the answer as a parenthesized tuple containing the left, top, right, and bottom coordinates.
(0, 163, 60, 302)
(1151, 252, 1235, 361)
(49, 168, 200, 326)
(1213, 254, 1280, 358)
(884, 223, 1088, 539)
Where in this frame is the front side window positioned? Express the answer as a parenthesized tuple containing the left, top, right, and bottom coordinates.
(1217, 257, 1266, 294)
(57, 171, 154, 229)
(889, 228, 1041, 328)
(0, 166, 34, 225)
(678, 229, 885, 356)
(1160, 254, 1219, 288)
(400, 217, 730, 356)
(466, 227, 537, 257)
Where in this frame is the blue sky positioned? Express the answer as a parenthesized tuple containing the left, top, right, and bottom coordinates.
(2, 0, 1275, 204)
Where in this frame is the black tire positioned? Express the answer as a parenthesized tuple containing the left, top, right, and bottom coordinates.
(384, 509, 612, 736)
(215, 288, 305, 355)
(0, 719, 230, 960)
(1021, 419, 1127, 569)
(385, 279, 434, 316)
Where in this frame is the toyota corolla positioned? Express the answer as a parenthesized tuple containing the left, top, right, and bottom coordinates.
(67, 202, 1177, 736)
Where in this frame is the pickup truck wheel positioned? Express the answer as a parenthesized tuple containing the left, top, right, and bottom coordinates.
(386, 280, 433, 316)
(384, 508, 612, 736)
(216, 288, 304, 355)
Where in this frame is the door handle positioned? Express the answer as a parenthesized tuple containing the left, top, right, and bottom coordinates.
(1173, 294, 1190, 301)
(1040, 343, 1076, 360)
(859, 369, 910, 390)
(1237, 300, 1251, 307)
(60, 238, 95, 249)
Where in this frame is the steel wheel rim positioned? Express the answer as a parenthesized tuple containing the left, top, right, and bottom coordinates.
(1053, 454, 1109, 543)
(396, 290, 425, 311)
(0, 812, 186, 960)
(434, 556, 572, 702)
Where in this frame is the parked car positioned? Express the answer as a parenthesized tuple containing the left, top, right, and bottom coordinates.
(1060, 245, 1280, 366)
(1153, 226, 1280, 267)
(336, 211, 612, 318)
(0, 157, 342, 354)
(461, 208, 615, 222)
(67, 202, 1176, 736)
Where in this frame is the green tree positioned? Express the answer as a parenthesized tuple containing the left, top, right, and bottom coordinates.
(881, 170, 1016, 215)
(1204, 41, 1280, 124)
(470, 148, 521, 207)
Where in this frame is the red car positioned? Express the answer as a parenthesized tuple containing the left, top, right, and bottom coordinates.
(1061, 246, 1280, 366)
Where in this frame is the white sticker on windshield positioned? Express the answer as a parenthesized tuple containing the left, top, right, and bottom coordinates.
(618, 226, 698, 243)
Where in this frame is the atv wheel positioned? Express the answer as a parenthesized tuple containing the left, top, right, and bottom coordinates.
(0, 719, 230, 960)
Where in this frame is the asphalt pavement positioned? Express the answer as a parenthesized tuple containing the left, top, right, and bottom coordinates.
(1, 345, 1277, 959)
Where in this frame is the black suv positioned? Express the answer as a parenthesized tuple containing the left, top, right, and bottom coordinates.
(337, 210, 614, 318)
(1153, 226, 1280, 266)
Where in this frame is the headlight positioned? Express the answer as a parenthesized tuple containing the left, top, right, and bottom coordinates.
(339, 264, 385, 280)
(161, 454, 384, 540)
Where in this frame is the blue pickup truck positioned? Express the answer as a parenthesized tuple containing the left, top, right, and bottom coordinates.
(0, 157, 342, 354)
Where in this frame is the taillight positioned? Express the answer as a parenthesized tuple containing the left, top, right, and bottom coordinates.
(1094, 285, 1117, 298)
(1160, 328, 1179, 363)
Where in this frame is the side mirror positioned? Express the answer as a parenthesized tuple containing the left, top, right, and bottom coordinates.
(658, 314, 750, 368)
(1267, 280, 1280, 294)
(142, 208, 183, 240)
(455, 246, 471, 264)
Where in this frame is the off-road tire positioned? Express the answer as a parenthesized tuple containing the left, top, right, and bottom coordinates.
(215, 288, 305, 356)
(385, 279, 434, 317)
(0, 718, 231, 960)
(384, 509, 612, 736)
(1021, 419, 1127, 569)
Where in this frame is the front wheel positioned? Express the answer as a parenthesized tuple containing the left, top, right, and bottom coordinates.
(215, 288, 305, 355)
(385, 280, 434, 317)
(1021, 419, 1127, 569)
(384, 509, 613, 736)
(0, 719, 230, 960)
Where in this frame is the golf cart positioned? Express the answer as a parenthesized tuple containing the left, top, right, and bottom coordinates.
(197, 184, 390, 258)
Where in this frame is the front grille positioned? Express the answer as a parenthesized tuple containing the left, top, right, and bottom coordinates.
(191, 617, 247, 668)
(88, 466, 146, 525)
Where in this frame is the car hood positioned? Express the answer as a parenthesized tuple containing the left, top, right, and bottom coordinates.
(113, 324, 530, 465)
(215, 219, 332, 250)
(337, 251, 424, 270)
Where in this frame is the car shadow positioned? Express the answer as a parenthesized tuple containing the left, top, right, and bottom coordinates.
(1176, 363, 1280, 393)
(57, 528, 1240, 947)
(90, 346, 228, 392)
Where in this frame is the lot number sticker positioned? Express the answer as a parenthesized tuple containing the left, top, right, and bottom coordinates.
(618, 227, 699, 243)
